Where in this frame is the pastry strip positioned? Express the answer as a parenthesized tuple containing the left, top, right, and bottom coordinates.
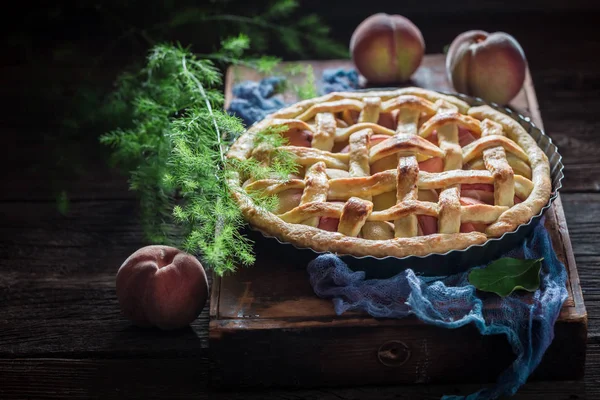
(299, 162, 329, 227)
(480, 119, 515, 206)
(394, 108, 420, 237)
(311, 112, 337, 151)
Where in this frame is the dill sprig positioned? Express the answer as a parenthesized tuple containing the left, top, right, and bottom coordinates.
(100, 40, 297, 275)
(283, 64, 318, 100)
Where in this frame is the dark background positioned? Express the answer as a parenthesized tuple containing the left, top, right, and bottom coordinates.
(3, 1, 599, 121)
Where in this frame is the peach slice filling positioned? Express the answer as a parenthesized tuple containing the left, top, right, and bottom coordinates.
(462, 184, 523, 205)
(284, 128, 313, 147)
(317, 216, 340, 232)
(418, 156, 443, 173)
(317, 201, 344, 232)
(458, 196, 489, 233)
(276, 190, 340, 232)
(426, 127, 478, 147)
(418, 215, 438, 236)
(458, 126, 478, 147)
(275, 189, 304, 214)
(459, 187, 523, 233)
(377, 111, 398, 129)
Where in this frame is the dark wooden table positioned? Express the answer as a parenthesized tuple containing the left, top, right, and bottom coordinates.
(1, 9, 599, 400)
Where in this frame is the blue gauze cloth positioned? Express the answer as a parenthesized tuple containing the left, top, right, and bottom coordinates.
(226, 68, 568, 399)
(308, 220, 568, 400)
(320, 68, 360, 94)
(228, 69, 359, 125)
(228, 76, 286, 126)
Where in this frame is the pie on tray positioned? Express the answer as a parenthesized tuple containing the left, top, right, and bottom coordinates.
(227, 87, 551, 258)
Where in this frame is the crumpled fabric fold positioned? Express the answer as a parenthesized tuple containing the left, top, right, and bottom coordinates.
(228, 76, 286, 126)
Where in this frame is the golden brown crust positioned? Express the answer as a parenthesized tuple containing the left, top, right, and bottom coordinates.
(226, 88, 552, 259)
(338, 197, 373, 237)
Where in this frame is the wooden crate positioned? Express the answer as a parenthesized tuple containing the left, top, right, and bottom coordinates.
(209, 56, 587, 388)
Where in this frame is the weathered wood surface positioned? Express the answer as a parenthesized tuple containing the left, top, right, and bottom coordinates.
(1, 10, 600, 400)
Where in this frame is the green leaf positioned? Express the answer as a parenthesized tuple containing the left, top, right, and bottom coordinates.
(468, 257, 544, 297)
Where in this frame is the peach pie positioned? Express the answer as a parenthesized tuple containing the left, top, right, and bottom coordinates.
(227, 88, 551, 258)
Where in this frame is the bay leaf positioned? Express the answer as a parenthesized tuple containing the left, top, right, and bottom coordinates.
(468, 257, 544, 297)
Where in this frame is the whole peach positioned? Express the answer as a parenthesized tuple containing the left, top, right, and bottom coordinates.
(350, 13, 425, 84)
(116, 245, 208, 330)
(446, 30, 527, 105)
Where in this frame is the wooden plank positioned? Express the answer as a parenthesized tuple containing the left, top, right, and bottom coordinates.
(211, 340, 600, 400)
(0, 199, 209, 358)
(0, 314, 209, 358)
(219, 56, 583, 316)
(209, 235, 586, 388)
(522, 68, 587, 322)
(0, 358, 209, 400)
(3, 342, 600, 400)
(561, 193, 600, 340)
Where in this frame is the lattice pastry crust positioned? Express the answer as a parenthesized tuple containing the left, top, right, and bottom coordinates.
(227, 88, 551, 258)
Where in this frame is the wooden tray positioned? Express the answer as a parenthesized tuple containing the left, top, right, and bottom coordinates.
(209, 56, 587, 388)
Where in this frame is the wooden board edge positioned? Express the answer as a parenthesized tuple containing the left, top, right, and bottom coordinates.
(522, 69, 586, 322)
(554, 194, 588, 320)
(210, 316, 418, 333)
(546, 204, 577, 318)
(223, 66, 235, 110)
(209, 309, 583, 333)
(209, 271, 221, 319)
(523, 67, 544, 130)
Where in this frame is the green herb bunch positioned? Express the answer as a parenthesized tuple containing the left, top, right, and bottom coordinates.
(101, 38, 296, 275)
